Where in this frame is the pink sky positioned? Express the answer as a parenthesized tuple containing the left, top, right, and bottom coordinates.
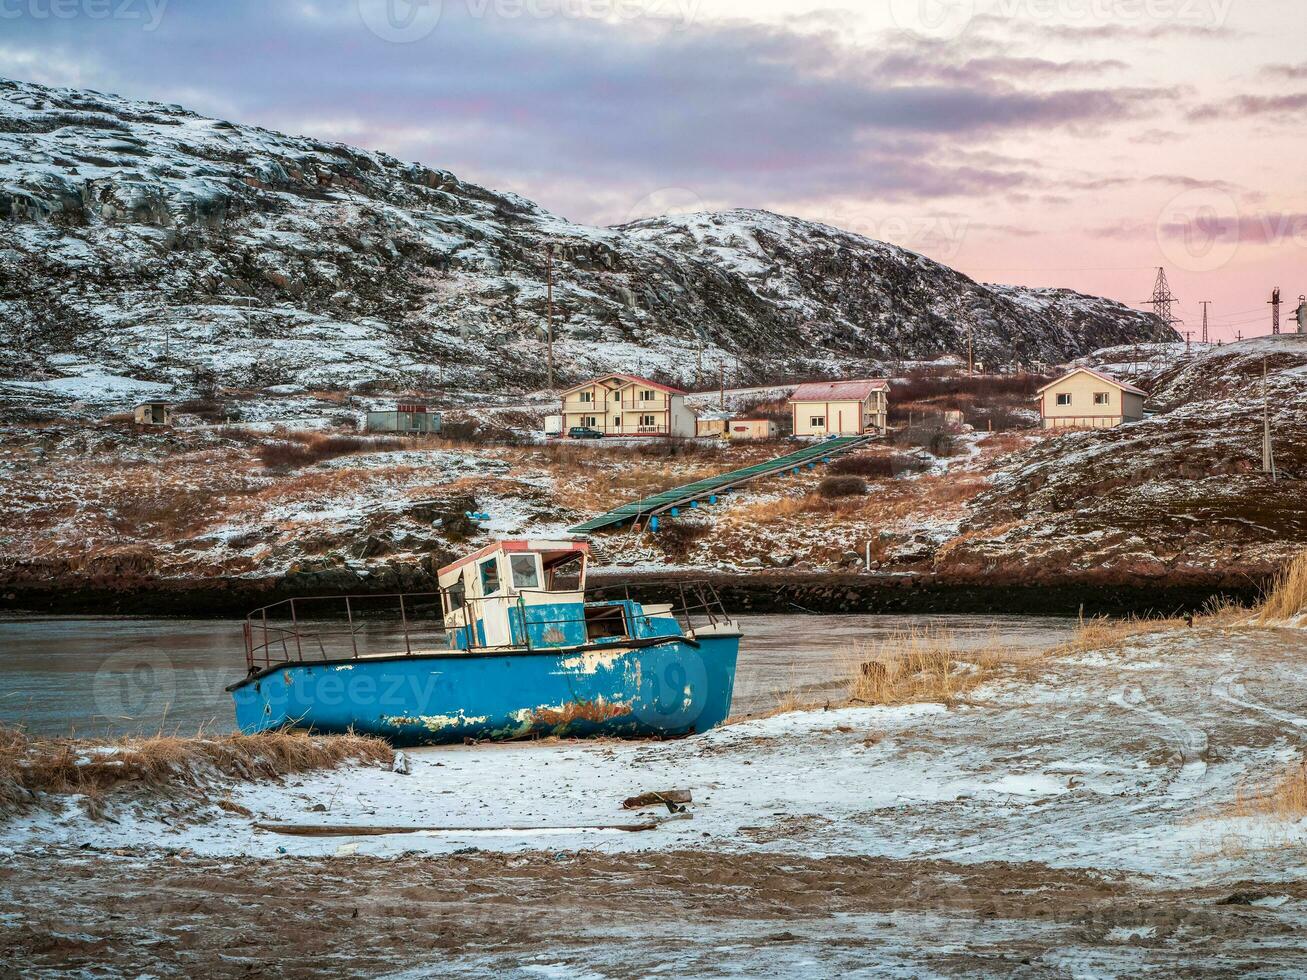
(4, 0, 1305, 339)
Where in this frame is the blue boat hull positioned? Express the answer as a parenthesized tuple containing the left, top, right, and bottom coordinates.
(229, 634, 740, 746)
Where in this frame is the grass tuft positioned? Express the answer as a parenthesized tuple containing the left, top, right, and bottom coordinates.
(1257, 552, 1307, 625)
(845, 628, 1009, 708)
(1231, 761, 1307, 823)
(817, 475, 868, 499)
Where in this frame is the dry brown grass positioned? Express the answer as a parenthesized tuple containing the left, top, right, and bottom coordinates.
(817, 475, 869, 499)
(0, 727, 393, 817)
(1229, 761, 1307, 827)
(1262, 763, 1307, 818)
(258, 432, 408, 470)
(1256, 552, 1307, 624)
(844, 628, 1009, 707)
(1048, 614, 1190, 657)
(727, 474, 989, 528)
(734, 629, 1022, 722)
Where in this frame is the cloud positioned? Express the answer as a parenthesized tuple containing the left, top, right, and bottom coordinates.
(974, 16, 1241, 43)
(1188, 93, 1307, 120)
(1066, 174, 1240, 193)
(0, 0, 1183, 223)
(1259, 63, 1307, 80)
(1092, 212, 1307, 246)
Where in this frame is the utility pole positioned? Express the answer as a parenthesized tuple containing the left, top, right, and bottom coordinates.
(1184, 330, 1193, 353)
(1199, 301, 1211, 345)
(1270, 288, 1282, 335)
(1262, 358, 1277, 482)
(544, 243, 556, 390)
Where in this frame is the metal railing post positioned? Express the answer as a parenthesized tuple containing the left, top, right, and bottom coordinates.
(518, 596, 531, 651)
(399, 594, 413, 656)
(289, 599, 304, 662)
(345, 596, 359, 659)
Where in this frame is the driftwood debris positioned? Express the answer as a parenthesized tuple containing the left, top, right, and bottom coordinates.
(622, 790, 692, 813)
(255, 815, 692, 838)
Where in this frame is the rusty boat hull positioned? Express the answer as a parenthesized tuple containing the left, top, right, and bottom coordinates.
(229, 633, 740, 746)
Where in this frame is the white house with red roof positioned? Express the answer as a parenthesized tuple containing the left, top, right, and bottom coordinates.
(787, 379, 889, 437)
(1038, 368, 1147, 430)
(559, 373, 696, 438)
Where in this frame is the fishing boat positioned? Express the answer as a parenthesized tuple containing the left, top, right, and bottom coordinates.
(228, 540, 741, 746)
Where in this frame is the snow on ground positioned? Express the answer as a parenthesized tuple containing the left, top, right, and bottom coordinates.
(8, 627, 1307, 887)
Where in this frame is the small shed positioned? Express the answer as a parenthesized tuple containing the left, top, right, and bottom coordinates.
(367, 402, 441, 435)
(133, 402, 172, 426)
(696, 411, 735, 438)
(1038, 369, 1146, 430)
(727, 419, 779, 441)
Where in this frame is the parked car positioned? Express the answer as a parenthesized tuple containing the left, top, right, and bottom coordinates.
(568, 426, 604, 440)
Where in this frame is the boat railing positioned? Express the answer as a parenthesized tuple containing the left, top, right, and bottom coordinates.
(242, 592, 446, 672)
(585, 579, 732, 643)
(241, 581, 731, 671)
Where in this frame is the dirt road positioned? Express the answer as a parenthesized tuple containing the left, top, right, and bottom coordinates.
(4, 849, 1306, 978)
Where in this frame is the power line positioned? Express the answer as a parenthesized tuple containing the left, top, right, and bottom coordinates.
(967, 266, 1154, 272)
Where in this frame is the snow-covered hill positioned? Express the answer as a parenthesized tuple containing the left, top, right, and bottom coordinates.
(0, 77, 1175, 414)
(941, 336, 1307, 585)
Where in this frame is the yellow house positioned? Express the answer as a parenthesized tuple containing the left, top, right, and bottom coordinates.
(788, 380, 889, 437)
(560, 374, 697, 438)
(1038, 368, 1146, 430)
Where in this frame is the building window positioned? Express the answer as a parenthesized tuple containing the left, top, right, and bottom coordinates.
(614, 416, 622, 428)
(640, 414, 657, 427)
(1056, 394, 1072, 406)
(582, 416, 598, 428)
(1094, 392, 1111, 406)
(579, 391, 593, 403)
(810, 416, 826, 427)
(639, 390, 655, 401)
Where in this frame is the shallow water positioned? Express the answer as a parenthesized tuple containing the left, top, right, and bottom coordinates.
(0, 613, 1077, 737)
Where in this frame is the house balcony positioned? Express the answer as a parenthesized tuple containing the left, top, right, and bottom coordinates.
(618, 400, 668, 411)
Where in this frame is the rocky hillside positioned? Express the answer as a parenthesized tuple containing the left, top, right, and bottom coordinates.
(937, 337, 1307, 587)
(0, 77, 1174, 416)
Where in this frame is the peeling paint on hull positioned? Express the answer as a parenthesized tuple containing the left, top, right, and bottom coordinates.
(231, 636, 740, 747)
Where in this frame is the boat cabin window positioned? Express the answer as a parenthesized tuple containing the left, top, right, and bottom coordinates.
(442, 578, 466, 615)
(479, 557, 501, 596)
(545, 552, 585, 592)
(585, 604, 629, 640)
(510, 553, 541, 591)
